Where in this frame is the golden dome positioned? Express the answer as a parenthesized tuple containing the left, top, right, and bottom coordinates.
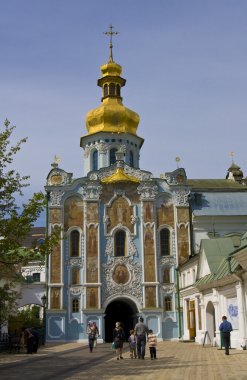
(101, 167, 140, 184)
(85, 60, 140, 136)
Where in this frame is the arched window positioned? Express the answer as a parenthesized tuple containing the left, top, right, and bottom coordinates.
(110, 148, 117, 165)
(109, 83, 115, 96)
(160, 228, 170, 256)
(115, 230, 126, 257)
(71, 268, 80, 285)
(72, 298, 79, 312)
(92, 150, 98, 171)
(163, 268, 170, 283)
(165, 296, 172, 311)
(103, 84, 108, 97)
(129, 151, 134, 167)
(70, 230, 80, 257)
(116, 84, 120, 96)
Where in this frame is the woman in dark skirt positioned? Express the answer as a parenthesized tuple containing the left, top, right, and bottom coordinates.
(113, 322, 125, 360)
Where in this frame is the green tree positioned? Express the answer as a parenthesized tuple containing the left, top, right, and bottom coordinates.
(9, 305, 43, 332)
(0, 120, 59, 330)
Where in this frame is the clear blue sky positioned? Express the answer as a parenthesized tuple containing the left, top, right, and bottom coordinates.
(1, 1, 247, 225)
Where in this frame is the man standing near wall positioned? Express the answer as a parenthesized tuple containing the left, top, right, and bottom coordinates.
(219, 316, 233, 355)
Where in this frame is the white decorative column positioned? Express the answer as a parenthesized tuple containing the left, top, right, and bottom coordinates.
(236, 281, 247, 347)
(182, 298, 190, 340)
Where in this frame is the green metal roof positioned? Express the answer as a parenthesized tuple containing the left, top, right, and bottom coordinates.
(201, 238, 235, 273)
(195, 256, 240, 287)
(188, 179, 247, 190)
(195, 236, 242, 287)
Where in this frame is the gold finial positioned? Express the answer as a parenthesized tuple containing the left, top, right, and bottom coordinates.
(103, 24, 119, 62)
(175, 156, 181, 168)
(51, 155, 61, 168)
(230, 151, 235, 164)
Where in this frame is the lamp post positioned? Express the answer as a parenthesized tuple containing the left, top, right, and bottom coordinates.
(41, 294, 47, 345)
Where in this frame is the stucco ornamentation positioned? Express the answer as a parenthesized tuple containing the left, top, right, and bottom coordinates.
(70, 286, 85, 296)
(89, 166, 115, 181)
(173, 189, 190, 206)
(102, 258, 142, 303)
(130, 215, 138, 225)
(137, 183, 158, 200)
(97, 142, 111, 154)
(46, 169, 72, 186)
(105, 237, 114, 257)
(66, 257, 84, 268)
(118, 144, 127, 153)
(162, 284, 175, 295)
(50, 190, 65, 206)
(82, 183, 102, 200)
(103, 215, 110, 225)
(159, 256, 176, 266)
(172, 231, 176, 256)
(84, 147, 90, 158)
(125, 167, 153, 181)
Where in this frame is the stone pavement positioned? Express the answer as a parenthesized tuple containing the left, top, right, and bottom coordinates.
(0, 341, 247, 380)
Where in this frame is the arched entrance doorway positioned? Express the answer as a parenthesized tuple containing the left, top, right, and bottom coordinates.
(206, 301, 216, 344)
(104, 298, 138, 342)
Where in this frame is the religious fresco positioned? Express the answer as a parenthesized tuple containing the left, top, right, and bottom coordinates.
(163, 268, 170, 283)
(64, 196, 83, 230)
(86, 226, 98, 283)
(107, 196, 133, 234)
(145, 286, 156, 308)
(144, 226, 155, 282)
(50, 208, 62, 224)
(101, 183, 140, 204)
(71, 268, 80, 285)
(177, 224, 190, 264)
(112, 264, 129, 284)
(177, 208, 190, 224)
(50, 243, 61, 283)
(157, 202, 174, 227)
(86, 287, 98, 309)
(143, 202, 154, 223)
(86, 202, 98, 224)
(50, 287, 61, 309)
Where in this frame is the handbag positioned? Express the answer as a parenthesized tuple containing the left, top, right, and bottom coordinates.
(111, 342, 115, 349)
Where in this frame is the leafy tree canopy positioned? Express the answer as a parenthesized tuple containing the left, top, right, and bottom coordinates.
(0, 120, 60, 328)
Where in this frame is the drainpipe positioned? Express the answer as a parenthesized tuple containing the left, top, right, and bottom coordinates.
(175, 267, 182, 339)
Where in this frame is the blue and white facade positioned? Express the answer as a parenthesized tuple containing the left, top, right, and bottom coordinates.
(44, 51, 247, 343)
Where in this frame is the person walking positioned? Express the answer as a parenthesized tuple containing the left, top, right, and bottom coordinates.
(86, 321, 98, 353)
(147, 329, 157, 360)
(219, 316, 233, 355)
(30, 328, 40, 353)
(128, 329, 137, 359)
(25, 328, 35, 354)
(113, 322, 125, 360)
(92, 322, 99, 349)
(134, 317, 149, 359)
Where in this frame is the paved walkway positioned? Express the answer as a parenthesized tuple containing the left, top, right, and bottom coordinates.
(0, 341, 247, 380)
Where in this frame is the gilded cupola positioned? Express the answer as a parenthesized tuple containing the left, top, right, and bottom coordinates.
(85, 28, 140, 136)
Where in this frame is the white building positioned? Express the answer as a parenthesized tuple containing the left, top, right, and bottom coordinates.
(180, 200, 247, 349)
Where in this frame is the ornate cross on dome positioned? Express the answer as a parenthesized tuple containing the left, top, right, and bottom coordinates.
(103, 24, 119, 62)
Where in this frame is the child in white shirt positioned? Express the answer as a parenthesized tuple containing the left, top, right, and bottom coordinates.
(147, 329, 157, 360)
